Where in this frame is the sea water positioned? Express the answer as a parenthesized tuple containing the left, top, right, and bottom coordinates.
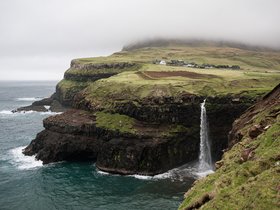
(0, 81, 195, 210)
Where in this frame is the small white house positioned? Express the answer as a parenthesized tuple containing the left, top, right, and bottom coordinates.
(186, 64, 194, 67)
(159, 60, 166, 65)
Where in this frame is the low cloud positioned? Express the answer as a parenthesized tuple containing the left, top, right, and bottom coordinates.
(0, 0, 279, 80)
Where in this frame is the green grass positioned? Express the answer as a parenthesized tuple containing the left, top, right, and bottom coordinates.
(56, 79, 90, 100)
(179, 102, 280, 210)
(65, 63, 141, 77)
(95, 111, 190, 137)
(73, 46, 280, 72)
(57, 45, 280, 111)
(95, 111, 136, 134)
(81, 65, 280, 108)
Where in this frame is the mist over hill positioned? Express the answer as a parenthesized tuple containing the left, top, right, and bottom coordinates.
(122, 39, 280, 52)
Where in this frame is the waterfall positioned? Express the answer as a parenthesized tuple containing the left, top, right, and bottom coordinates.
(198, 99, 213, 172)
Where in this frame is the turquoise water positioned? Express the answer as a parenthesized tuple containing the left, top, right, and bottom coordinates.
(0, 81, 195, 210)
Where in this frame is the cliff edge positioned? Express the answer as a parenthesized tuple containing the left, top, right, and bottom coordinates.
(22, 43, 280, 176)
(179, 83, 280, 209)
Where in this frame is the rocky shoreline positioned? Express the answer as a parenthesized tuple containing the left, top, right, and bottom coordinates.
(14, 93, 68, 113)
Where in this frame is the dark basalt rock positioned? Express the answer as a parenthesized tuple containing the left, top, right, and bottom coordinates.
(70, 60, 136, 70)
(22, 91, 254, 175)
(87, 95, 254, 161)
(64, 72, 117, 82)
(15, 94, 69, 113)
(64, 61, 138, 82)
(23, 130, 101, 163)
(96, 134, 198, 175)
(23, 109, 200, 175)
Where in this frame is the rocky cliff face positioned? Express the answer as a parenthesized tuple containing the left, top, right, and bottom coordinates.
(21, 45, 279, 176)
(23, 109, 199, 175)
(179, 83, 280, 209)
(23, 91, 254, 175)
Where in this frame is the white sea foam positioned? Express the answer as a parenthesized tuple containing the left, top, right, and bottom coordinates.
(0, 109, 62, 116)
(0, 110, 35, 115)
(196, 169, 214, 178)
(128, 174, 153, 180)
(15, 97, 42, 101)
(39, 111, 62, 115)
(96, 167, 173, 180)
(127, 172, 172, 180)
(0, 110, 14, 115)
(96, 169, 110, 175)
(9, 146, 43, 170)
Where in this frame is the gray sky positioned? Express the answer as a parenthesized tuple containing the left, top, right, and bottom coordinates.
(0, 0, 280, 80)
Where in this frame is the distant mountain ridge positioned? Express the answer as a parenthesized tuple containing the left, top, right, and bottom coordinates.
(122, 38, 279, 52)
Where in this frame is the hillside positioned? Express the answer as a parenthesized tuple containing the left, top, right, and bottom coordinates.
(179, 84, 280, 210)
(57, 45, 280, 107)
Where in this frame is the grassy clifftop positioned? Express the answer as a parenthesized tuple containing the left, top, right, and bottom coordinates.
(55, 44, 280, 109)
(73, 46, 280, 72)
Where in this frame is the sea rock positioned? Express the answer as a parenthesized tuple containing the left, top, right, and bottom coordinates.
(15, 94, 68, 113)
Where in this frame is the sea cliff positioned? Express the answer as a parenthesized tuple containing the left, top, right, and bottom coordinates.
(22, 43, 280, 176)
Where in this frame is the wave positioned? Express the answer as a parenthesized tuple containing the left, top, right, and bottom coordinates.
(0, 110, 35, 115)
(40, 111, 62, 115)
(96, 167, 172, 180)
(196, 169, 214, 178)
(128, 171, 173, 180)
(96, 161, 215, 181)
(44, 105, 51, 111)
(0, 110, 62, 116)
(9, 146, 43, 170)
(15, 97, 43, 101)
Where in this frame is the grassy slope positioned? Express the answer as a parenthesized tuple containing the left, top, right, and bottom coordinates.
(55, 45, 280, 141)
(95, 111, 189, 137)
(179, 95, 280, 209)
(59, 46, 280, 107)
(74, 46, 280, 72)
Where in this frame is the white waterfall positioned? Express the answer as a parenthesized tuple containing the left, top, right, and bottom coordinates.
(198, 99, 213, 172)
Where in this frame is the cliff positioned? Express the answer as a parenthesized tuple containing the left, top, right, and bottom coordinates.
(22, 43, 280, 175)
(179, 84, 280, 209)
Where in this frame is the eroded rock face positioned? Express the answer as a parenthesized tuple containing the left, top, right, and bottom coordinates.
(70, 60, 136, 70)
(23, 130, 100, 163)
(228, 83, 280, 147)
(75, 94, 253, 161)
(96, 134, 198, 175)
(73, 91, 255, 160)
(15, 94, 68, 113)
(64, 61, 138, 82)
(23, 109, 199, 175)
(23, 92, 253, 175)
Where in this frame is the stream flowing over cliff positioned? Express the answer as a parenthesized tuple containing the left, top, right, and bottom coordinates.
(21, 60, 257, 176)
(179, 84, 280, 209)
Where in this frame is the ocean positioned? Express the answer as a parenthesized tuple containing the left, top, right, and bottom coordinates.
(0, 81, 195, 210)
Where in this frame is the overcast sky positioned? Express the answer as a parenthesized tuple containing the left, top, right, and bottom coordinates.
(0, 0, 280, 80)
